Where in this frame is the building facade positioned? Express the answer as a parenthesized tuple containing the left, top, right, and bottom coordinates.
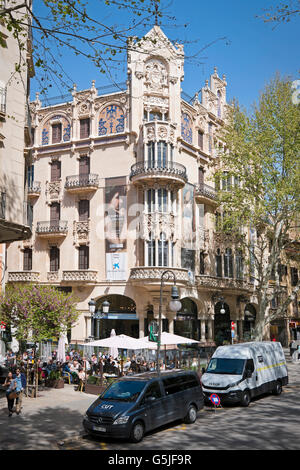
(6, 26, 262, 345)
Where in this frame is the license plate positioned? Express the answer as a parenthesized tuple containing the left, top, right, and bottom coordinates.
(93, 426, 106, 432)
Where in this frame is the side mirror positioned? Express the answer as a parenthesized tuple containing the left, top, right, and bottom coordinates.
(245, 370, 252, 379)
(144, 396, 156, 404)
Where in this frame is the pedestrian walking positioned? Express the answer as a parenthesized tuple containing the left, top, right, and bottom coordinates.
(3, 371, 17, 417)
(13, 368, 26, 415)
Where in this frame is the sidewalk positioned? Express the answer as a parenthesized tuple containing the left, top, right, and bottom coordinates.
(0, 384, 96, 450)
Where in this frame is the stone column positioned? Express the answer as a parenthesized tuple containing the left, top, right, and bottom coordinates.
(139, 314, 145, 338)
(86, 314, 92, 339)
(207, 317, 214, 342)
(238, 319, 243, 342)
(200, 318, 206, 342)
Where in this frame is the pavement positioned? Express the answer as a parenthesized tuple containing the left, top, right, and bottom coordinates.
(0, 348, 299, 450)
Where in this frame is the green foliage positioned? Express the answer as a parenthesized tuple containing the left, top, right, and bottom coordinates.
(213, 74, 300, 338)
(0, 283, 79, 343)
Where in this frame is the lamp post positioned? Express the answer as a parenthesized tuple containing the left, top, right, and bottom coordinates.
(157, 270, 182, 375)
(88, 298, 110, 339)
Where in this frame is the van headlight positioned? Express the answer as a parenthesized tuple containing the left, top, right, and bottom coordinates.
(113, 415, 130, 425)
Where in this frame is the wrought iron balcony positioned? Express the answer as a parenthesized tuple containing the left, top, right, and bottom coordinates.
(65, 174, 99, 192)
(36, 220, 68, 237)
(195, 183, 218, 206)
(130, 161, 187, 186)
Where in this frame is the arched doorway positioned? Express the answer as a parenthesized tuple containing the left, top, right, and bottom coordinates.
(214, 301, 231, 345)
(243, 304, 256, 341)
(174, 298, 199, 340)
(94, 295, 139, 339)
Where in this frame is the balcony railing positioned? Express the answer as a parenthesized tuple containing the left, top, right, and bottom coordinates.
(65, 174, 99, 190)
(130, 161, 187, 184)
(28, 181, 41, 196)
(8, 271, 40, 283)
(195, 183, 217, 203)
(36, 220, 68, 236)
(129, 266, 190, 284)
(62, 270, 98, 283)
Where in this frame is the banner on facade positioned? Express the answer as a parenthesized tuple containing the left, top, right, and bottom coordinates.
(181, 183, 196, 275)
(104, 177, 127, 280)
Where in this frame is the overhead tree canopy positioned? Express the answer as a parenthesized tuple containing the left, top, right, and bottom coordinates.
(0, 0, 162, 93)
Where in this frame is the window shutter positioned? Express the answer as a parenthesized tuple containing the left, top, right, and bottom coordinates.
(51, 161, 61, 181)
(52, 123, 62, 143)
(79, 245, 89, 269)
(80, 119, 90, 139)
(50, 247, 59, 271)
(23, 248, 32, 271)
(78, 200, 89, 221)
(50, 203, 60, 222)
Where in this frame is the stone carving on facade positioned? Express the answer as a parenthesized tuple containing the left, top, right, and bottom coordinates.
(143, 213, 177, 241)
(47, 271, 59, 282)
(8, 272, 40, 282)
(46, 181, 61, 201)
(73, 221, 90, 245)
(130, 267, 189, 283)
(62, 270, 98, 282)
(144, 59, 168, 93)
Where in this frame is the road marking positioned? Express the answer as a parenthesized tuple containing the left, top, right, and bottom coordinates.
(100, 442, 108, 450)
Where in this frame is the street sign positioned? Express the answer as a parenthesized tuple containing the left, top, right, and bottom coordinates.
(210, 393, 220, 406)
(149, 321, 159, 342)
(231, 321, 235, 330)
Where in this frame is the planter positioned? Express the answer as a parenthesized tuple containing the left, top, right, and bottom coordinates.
(54, 378, 64, 389)
(45, 378, 64, 388)
(84, 383, 107, 396)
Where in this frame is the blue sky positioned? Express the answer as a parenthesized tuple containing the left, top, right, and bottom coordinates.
(31, 0, 300, 111)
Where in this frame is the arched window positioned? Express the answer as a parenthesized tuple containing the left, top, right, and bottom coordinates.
(236, 249, 244, 279)
(216, 248, 222, 277)
(147, 232, 155, 267)
(217, 90, 222, 118)
(158, 232, 168, 267)
(224, 248, 233, 278)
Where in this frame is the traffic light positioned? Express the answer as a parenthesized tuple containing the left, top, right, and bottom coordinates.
(149, 321, 159, 342)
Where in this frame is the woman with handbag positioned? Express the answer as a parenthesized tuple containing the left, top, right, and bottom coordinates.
(3, 371, 17, 417)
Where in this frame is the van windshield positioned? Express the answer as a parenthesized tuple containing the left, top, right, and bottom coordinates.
(101, 380, 147, 402)
(206, 358, 245, 375)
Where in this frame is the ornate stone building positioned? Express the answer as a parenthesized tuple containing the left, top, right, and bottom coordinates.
(6, 26, 260, 345)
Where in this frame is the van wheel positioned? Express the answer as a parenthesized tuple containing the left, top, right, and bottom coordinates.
(240, 391, 250, 407)
(273, 380, 282, 396)
(130, 421, 145, 443)
(183, 405, 197, 424)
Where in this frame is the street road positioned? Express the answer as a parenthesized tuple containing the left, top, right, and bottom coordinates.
(0, 351, 299, 451)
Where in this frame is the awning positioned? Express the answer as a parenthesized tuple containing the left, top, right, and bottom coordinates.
(0, 220, 32, 243)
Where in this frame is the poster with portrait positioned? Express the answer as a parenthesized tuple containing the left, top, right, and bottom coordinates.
(105, 177, 127, 280)
(181, 183, 196, 276)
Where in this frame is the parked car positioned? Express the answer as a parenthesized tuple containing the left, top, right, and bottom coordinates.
(201, 341, 288, 407)
(83, 370, 204, 442)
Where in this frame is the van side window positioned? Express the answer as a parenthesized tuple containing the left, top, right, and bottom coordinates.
(144, 381, 162, 400)
(162, 374, 198, 395)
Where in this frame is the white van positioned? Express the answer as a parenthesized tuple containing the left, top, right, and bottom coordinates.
(201, 342, 288, 407)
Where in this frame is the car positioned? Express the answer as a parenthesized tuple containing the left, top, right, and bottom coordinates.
(83, 369, 204, 442)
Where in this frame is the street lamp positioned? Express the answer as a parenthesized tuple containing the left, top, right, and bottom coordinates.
(88, 298, 110, 339)
(157, 270, 182, 375)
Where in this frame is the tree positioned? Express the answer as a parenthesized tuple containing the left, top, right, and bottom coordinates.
(0, 283, 79, 343)
(258, 1, 300, 27)
(0, 0, 161, 93)
(213, 75, 300, 341)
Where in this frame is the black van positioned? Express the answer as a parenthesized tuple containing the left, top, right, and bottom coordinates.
(82, 370, 204, 442)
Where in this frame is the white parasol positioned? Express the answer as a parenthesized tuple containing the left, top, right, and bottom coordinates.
(108, 329, 119, 359)
(57, 333, 68, 363)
